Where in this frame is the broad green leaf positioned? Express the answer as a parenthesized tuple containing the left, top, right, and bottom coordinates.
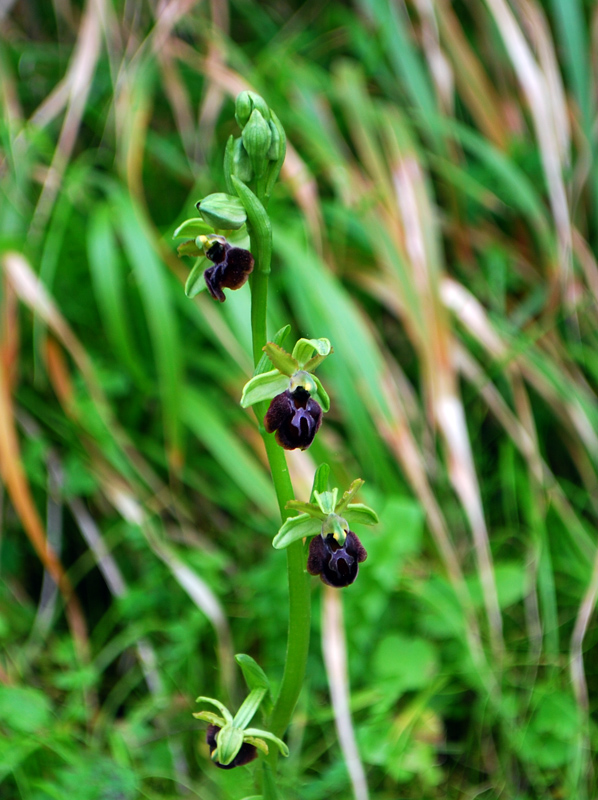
(184, 258, 209, 298)
(335, 478, 365, 512)
(173, 218, 213, 238)
(292, 337, 332, 368)
(241, 370, 289, 407)
(235, 654, 272, 696)
(272, 515, 322, 549)
(263, 342, 298, 376)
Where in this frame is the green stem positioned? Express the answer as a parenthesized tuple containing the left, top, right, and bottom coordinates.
(247, 211, 311, 765)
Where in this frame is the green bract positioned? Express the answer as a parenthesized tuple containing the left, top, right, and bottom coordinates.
(241, 337, 332, 412)
(272, 479, 378, 550)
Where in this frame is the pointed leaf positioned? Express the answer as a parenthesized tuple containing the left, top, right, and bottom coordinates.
(272, 515, 322, 549)
(292, 337, 332, 368)
(344, 503, 379, 526)
(255, 325, 290, 377)
(335, 479, 365, 513)
(232, 688, 266, 730)
(214, 724, 244, 766)
(263, 342, 298, 376)
(184, 258, 209, 298)
(243, 729, 289, 757)
(241, 370, 289, 408)
(173, 218, 213, 239)
(195, 697, 233, 724)
(314, 489, 338, 515)
(285, 500, 325, 518)
(231, 177, 272, 274)
(311, 374, 330, 413)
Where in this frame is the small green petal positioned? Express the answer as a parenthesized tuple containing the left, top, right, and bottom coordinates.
(285, 500, 325, 518)
(254, 325, 290, 377)
(192, 711, 226, 727)
(272, 515, 322, 549)
(263, 342, 298, 376)
(335, 479, 365, 513)
(244, 736, 269, 755)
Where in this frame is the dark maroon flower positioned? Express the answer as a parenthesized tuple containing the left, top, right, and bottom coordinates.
(206, 725, 258, 769)
(264, 386, 322, 450)
(204, 240, 254, 302)
(307, 531, 367, 587)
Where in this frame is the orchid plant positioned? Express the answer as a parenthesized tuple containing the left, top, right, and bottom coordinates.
(174, 92, 378, 797)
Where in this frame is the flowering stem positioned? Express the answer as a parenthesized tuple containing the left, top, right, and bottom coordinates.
(247, 208, 311, 766)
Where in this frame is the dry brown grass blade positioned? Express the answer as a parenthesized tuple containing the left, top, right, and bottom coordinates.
(322, 588, 369, 800)
(435, 0, 507, 148)
(0, 274, 89, 660)
(31, 0, 103, 235)
(483, 0, 572, 300)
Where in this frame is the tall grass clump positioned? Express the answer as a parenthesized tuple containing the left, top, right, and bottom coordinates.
(1, 1, 598, 799)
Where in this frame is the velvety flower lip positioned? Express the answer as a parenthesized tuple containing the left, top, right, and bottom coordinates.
(203, 240, 254, 302)
(206, 725, 258, 769)
(264, 386, 322, 450)
(307, 531, 367, 587)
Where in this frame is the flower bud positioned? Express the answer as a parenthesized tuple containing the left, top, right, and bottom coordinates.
(267, 119, 282, 161)
(235, 91, 270, 128)
(196, 193, 247, 230)
(242, 109, 272, 179)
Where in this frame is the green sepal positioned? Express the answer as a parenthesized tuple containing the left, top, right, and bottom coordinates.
(335, 478, 365, 513)
(254, 325, 290, 377)
(195, 696, 233, 724)
(311, 374, 330, 413)
(344, 503, 379, 526)
(173, 218, 213, 239)
(311, 463, 330, 499)
(314, 489, 338, 515)
(263, 342, 298, 376)
(196, 193, 247, 230)
(231, 177, 272, 274)
(232, 687, 266, 730)
(177, 239, 203, 257)
(292, 338, 332, 369)
(241, 370, 289, 408)
(243, 728, 290, 757)
(185, 258, 209, 298)
(285, 500, 325, 518)
(272, 514, 322, 549)
(192, 710, 227, 727)
(214, 724, 244, 766)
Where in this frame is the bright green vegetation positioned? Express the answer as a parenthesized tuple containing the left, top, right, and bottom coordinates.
(1, 1, 598, 798)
